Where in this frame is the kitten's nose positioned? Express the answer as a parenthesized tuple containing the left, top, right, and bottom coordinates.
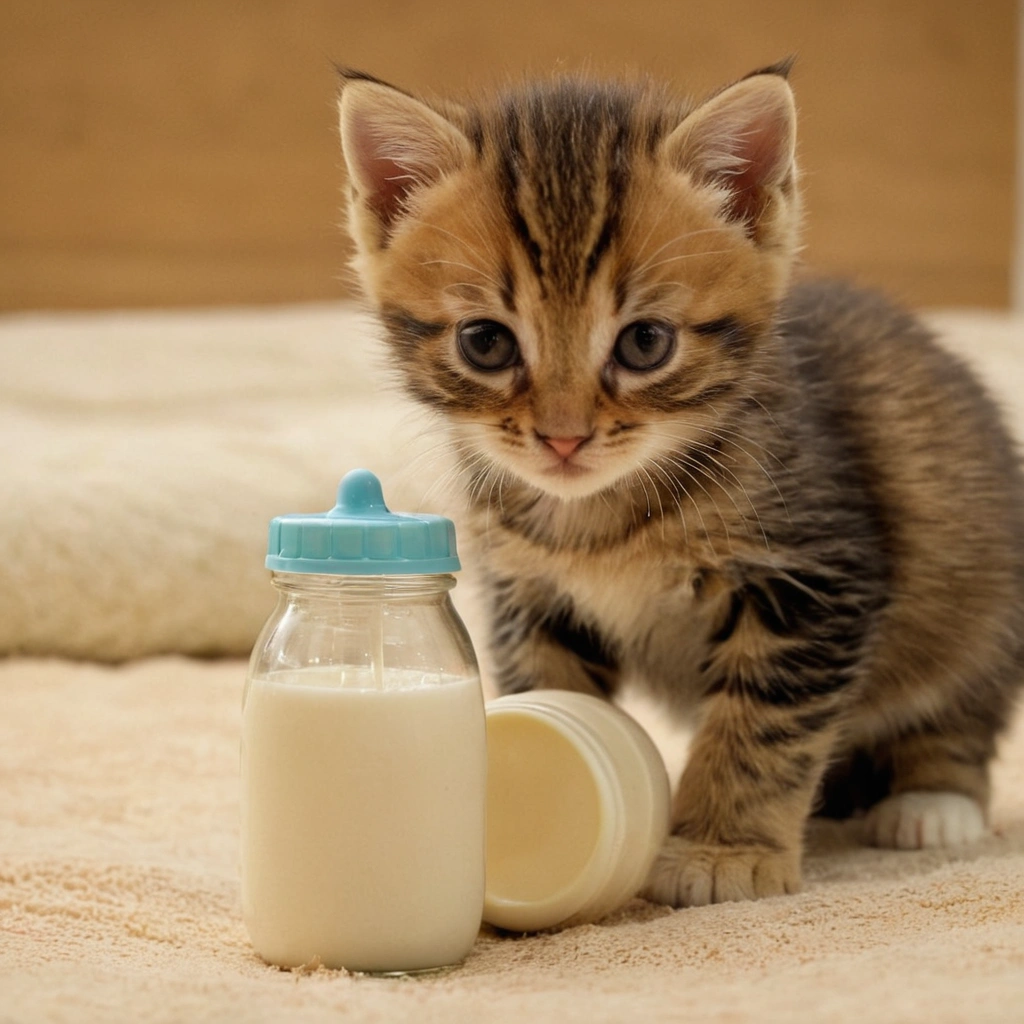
(539, 434, 590, 459)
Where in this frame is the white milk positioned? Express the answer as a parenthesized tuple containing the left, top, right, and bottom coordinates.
(240, 666, 486, 973)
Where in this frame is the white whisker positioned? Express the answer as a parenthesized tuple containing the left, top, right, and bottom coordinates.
(647, 457, 719, 558)
(637, 249, 734, 274)
(421, 259, 503, 291)
(659, 449, 769, 552)
(654, 452, 731, 550)
(635, 465, 667, 544)
(417, 221, 500, 274)
(629, 227, 727, 278)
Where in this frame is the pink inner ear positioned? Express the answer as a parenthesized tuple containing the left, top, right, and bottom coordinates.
(719, 107, 791, 227)
(348, 112, 417, 227)
(366, 155, 414, 224)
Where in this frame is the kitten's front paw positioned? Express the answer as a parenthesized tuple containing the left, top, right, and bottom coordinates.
(863, 791, 986, 849)
(641, 835, 801, 907)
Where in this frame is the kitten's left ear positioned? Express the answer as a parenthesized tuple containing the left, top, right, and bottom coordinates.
(663, 63, 797, 239)
(338, 71, 472, 241)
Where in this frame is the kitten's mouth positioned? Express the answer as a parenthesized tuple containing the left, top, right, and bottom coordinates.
(521, 447, 628, 500)
(537, 449, 604, 494)
(544, 459, 590, 479)
(539, 443, 592, 478)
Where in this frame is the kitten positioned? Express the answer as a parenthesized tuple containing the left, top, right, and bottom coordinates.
(336, 64, 1024, 906)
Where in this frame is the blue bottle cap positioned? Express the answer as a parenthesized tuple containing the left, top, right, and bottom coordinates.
(265, 469, 461, 575)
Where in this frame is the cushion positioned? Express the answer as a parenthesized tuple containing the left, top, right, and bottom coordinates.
(1, 301, 1021, 661)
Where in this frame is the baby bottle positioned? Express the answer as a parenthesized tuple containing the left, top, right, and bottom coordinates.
(240, 469, 486, 973)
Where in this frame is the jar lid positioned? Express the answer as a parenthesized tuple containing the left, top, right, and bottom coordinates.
(265, 469, 461, 575)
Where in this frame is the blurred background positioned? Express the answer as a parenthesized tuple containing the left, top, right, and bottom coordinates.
(0, 0, 1019, 313)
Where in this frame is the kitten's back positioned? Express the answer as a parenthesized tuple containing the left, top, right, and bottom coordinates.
(781, 279, 1024, 742)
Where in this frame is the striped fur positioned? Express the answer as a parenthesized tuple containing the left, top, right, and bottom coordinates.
(338, 68, 1024, 906)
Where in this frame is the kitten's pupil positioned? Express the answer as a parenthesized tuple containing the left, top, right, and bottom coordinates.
(457, 320, 519, 371)
(613, 322, 676, 371)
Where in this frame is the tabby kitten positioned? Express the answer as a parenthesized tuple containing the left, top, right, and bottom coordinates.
(336, 64, 1024, 907)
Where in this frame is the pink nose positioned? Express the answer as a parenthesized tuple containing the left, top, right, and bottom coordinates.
(542, 435, 589, 459)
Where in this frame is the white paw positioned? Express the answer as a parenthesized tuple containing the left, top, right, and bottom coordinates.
(863, 791, 986, 849)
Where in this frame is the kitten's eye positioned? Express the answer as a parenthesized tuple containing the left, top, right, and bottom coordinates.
(457, 320, 520, 372)
(613, 322, 676, 371)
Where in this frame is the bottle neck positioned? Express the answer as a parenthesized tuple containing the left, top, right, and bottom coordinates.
(269, 571, 456, 601)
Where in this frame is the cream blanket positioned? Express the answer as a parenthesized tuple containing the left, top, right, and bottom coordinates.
(1, 302, 1023, 1022)
(1, 657, 1022, 1023)
(3, 304, 1024, 662)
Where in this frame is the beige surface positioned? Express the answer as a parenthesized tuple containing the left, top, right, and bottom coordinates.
(0, 0, 1016, 311)
(0, 655, 1022, 1024)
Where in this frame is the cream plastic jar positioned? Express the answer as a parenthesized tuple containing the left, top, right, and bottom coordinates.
(483, 690, 671, 932)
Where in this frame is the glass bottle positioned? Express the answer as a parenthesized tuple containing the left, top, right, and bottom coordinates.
(240, 469, 485, 973)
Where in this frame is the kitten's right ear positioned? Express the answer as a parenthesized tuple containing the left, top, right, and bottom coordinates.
(338, 72, 472, 238)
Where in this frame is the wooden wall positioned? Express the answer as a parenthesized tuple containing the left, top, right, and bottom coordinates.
(0, 0, 1016, 311)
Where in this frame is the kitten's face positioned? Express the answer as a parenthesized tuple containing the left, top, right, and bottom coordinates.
(339, 70, 799, 501)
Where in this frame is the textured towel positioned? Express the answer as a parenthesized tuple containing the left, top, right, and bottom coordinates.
(0, 656, 1022, 1023)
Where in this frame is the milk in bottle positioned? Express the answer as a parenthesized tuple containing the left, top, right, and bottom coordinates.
(240, 470, 486, 973)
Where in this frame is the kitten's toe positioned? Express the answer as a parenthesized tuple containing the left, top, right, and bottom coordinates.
(641, 835, 801, 908)
(863, 791, 986, 849)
